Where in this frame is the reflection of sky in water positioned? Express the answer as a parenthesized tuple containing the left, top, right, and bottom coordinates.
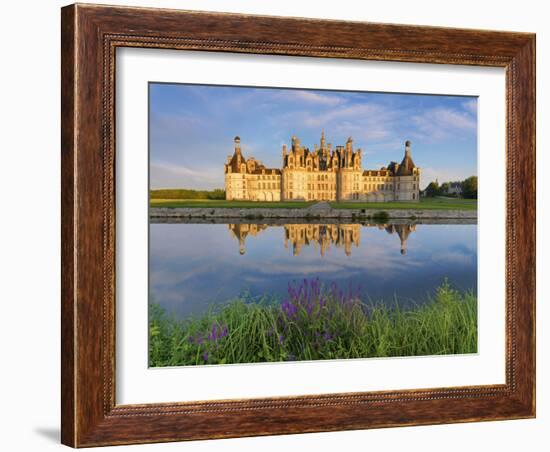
(149, 223, 477, 318)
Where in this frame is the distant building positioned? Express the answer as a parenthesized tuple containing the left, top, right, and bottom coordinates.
(224, 132, 421, 202)
(445, 182, 463, 196)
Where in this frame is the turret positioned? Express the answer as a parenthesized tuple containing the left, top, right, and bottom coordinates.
(291, 135, 299, 152)
(396, 140, 417, 176)
(405, 140, 411, 158)
(234, 136, 241, 153)
(346, 137, 353, 152)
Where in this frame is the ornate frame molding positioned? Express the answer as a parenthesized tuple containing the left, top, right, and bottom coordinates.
(61, 4, 535, 447)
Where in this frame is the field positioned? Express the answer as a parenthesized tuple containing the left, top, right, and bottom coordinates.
(149, 279, 477, 367)
(149, 197, 477, 210)
(331, 197, 477, 210)
(150, 199, 316, 209)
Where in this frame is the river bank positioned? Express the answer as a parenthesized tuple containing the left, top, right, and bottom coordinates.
(149, 279, 477, 367)
(150, 204, 477, 221)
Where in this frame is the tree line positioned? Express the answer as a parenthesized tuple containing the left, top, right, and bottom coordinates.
(423, 176, 477, 199)
(150, 188, 226, 200)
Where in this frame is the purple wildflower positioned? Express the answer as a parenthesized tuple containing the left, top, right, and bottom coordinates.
(203, 352, 209, 362)
(282, 300, 298, 319)
(207, 323, 229, 342)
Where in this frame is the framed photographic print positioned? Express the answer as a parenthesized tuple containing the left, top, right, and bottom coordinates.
(61, 3, 536, 447)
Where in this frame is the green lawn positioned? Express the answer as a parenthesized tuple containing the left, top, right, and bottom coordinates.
(150, 197, 476, 210)
(150, 199, 315, 209)
(331, 197, 477, 211)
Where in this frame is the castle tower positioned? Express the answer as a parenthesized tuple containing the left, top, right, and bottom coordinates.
(394, 140, 421, 202)
(345, 137, 353, 167)
(224, 136, 249, 200)
(291, 135, 298, 152)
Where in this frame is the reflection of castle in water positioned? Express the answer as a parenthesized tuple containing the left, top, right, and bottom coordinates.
(227, 223, 417, 256)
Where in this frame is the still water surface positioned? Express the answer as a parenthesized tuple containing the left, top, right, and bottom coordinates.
(149, 221, 477, 318)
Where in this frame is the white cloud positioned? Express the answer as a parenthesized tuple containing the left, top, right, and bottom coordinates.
(269, 102, 400, 149)
(151, 112, 205, 136)
(289, 90, 346, 106)
(462, 99, 478, 114)
(410, 107, 476, 142)
(225, 88, 346, 110)
(302, 103, 389, 128)
(431, 251, 475, 266)
(150, 161, 223, 189)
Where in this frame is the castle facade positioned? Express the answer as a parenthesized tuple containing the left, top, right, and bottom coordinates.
(224, 132, 420, 202)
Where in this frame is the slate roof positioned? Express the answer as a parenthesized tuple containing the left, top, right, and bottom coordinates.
(396, 152, 416, 176)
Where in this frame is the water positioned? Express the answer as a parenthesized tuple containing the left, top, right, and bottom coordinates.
(149, 220, 477, 318)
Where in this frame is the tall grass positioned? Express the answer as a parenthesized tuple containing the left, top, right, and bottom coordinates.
(149, 279, 477, 367)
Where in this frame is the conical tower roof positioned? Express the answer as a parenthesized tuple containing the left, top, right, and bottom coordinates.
(396, 140, 416, 176)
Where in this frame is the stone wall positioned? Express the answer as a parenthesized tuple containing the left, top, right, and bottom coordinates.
(150, 206, 477, 220)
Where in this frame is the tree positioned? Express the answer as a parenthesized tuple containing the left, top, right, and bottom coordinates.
(207, 188, 226, 200)
(440, 182, 450, 194)
(424, 181, 440, 197)
(461, 176, 478, 199)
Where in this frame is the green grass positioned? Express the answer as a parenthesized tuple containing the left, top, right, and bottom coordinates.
(150, 188, 225, 200)
(149, 280, 477, 367)
(149, 197, 476, 210)
(150, 199, 315, 209)
(331, 197, 477, 210)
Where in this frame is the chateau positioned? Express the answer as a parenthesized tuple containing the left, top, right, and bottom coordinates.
(224, 132, 420, 202)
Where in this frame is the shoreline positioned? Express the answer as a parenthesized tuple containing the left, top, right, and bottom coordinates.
(150, 206, 477, 221)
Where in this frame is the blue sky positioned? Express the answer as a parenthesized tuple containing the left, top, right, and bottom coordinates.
(149, 83, 477, 190)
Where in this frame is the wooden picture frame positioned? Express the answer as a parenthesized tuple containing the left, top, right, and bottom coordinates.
(61, 3, 535, 447)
